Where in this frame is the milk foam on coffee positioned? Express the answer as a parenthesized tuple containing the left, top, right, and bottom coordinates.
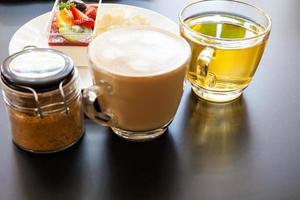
(89, 27, 191, 76)
(88, 27, 191, 131)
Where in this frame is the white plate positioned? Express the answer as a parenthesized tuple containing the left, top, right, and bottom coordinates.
(9, 3, 178, 89)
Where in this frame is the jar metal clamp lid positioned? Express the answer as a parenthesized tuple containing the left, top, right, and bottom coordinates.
(1, 47, 75, 118)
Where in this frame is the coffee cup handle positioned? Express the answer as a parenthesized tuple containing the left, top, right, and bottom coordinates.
(196, 47, 216, 87)
(82, 81, 116, 127)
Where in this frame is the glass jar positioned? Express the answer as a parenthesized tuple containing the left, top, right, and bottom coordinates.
(1, 48, 84, 153)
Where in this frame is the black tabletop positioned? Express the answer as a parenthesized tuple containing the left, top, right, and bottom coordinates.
(0, 0, 300, 200)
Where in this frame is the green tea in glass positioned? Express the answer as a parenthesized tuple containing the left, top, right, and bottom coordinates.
(180, 0, 271, 102)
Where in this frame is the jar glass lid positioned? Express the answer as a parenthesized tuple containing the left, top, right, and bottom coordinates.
(1, 48, 74, 92)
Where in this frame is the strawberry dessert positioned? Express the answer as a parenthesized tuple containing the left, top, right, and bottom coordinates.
(48, 0, 99, 46)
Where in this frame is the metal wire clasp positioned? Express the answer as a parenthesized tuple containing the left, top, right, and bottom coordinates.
(23, 45, 37, 50)
(19, 86, 43, 118)
(19, 80, 69, 118)
(59, 80, 69, 114)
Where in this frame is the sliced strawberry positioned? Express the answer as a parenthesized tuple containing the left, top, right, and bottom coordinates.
(74, 18, 95, 29)
(70, 5, 89, 20)
(85, 7, 97, 20)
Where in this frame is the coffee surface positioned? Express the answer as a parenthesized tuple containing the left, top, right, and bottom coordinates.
(89, 27, 191, 76)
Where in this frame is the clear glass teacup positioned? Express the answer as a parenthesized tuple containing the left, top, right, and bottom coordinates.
(179, 0, 271, 102)
(83, 27, 191, 141)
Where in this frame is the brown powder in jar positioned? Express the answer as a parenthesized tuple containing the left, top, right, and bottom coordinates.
(8, 95, 84, 153)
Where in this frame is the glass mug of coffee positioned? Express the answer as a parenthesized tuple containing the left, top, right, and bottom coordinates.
(83, 27, 191, 141)
(179, 0, 271, 102)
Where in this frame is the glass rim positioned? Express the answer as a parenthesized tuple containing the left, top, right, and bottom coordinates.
(179, 0, 272, 42)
